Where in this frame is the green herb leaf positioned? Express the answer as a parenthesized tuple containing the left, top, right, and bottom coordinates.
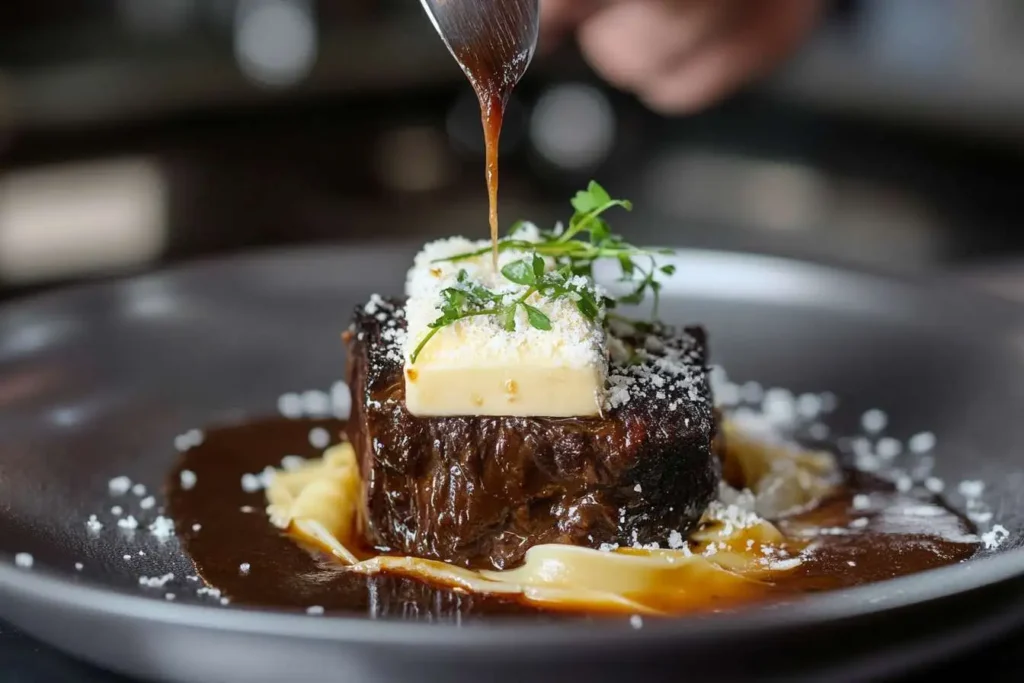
(502, 306, 517, 332)
(524, 304, 551, 330)
(660, 264, 676, 276)
(502, 259, 536, 285)
(531, 253, 546, 279)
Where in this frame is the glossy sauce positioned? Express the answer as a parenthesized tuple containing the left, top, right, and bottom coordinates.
(166, 418, 981, 620)
(449, 17, 531, 268)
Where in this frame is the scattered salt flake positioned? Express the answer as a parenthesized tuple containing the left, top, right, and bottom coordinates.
(179, 470, 197, 491)
(860, 409, 887, 434)
(123, 555, 132, 561)
(148, 516, 175, 541)
(739, 381, 763, 404)
(14, 553, 33, 569)
(281, 455, 306, 472)
(852, 494, 871, 510)
(633, 484, 642, 493)
(239, 562, 251, 575)
(819, 391, 838, 413)
(74, 562, 84, 571)
(241, 473, 261, 493)
(308, 427, 331, 450)
(138, 550, 146, 557)
(875, 437, 902, 460)
(301, 390, 331, 417)
(908, 431, 936, 454)
(277, 392, 303, 418)
(140, 496, 156, 510)
(108, 476, 132, 496)
(240, 505, 256, 513)
(847, 561, 857, 567)
(139, 573, 175, 588)
(192, 523, 202, 532)
(131, 483, 147, 497)
(629, 615, 643, 629)
(795, 393, 822, 419)
(86, 515, 103, 533)
(808, 423, 829, 440)
(924, 477, 945, 494)
(306, 605, 325, 616)
(981, 525, 1009, 550)
(110, 506, 123, 516)
(958, 480, 985, 498)
(117, 515, 139, 530)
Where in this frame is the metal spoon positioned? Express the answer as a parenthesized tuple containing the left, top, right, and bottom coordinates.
(419, 0, 540, 99)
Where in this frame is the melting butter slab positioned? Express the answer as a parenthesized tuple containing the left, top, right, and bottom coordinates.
(402, 228, 608, 417)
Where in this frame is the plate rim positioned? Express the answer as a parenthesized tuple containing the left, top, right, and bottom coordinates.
(1, 243, 1023, 649)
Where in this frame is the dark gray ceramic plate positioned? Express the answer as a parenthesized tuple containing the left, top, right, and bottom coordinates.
(1, 244, 1024, 683)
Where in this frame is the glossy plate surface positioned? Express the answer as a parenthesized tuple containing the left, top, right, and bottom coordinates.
(1, 244, 1023, 683)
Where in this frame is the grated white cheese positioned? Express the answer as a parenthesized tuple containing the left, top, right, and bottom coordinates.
(981, 524, 1009, 550)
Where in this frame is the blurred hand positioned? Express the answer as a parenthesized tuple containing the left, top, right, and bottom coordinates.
(541, 0, 822, 113)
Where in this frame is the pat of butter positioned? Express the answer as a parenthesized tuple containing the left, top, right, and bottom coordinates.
(403, 231, 607, 417)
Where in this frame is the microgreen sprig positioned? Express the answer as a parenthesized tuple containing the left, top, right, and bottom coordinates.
(409, 181, 676, 364)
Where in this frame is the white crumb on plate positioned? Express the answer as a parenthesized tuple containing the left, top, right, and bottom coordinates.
(14, 553, 33, 569)
(180, 470, 197, 490)
(108, 476, 132, 496)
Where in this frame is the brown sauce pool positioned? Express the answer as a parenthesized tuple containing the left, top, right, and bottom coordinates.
(166, 418, 980, 620)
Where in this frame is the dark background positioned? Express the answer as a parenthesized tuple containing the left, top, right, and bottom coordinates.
(1, 0, 1024, 680)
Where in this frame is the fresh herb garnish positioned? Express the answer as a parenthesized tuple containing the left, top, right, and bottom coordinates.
(409, 181, 674, 364)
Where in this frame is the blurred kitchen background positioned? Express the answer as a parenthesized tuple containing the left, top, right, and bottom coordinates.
(0, 0, 1022, 302)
